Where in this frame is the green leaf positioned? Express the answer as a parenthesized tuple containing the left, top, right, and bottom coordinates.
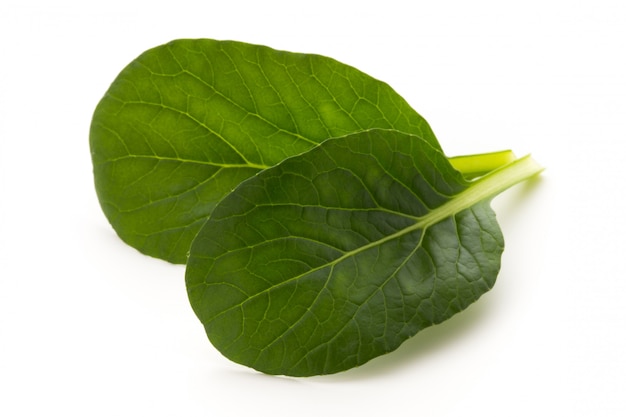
(90, 39, 440, 263)
(185, 129, 543, 377)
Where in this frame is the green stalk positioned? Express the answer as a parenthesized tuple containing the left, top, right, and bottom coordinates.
(424, 154, 544, 227)
(448, 150, 517, 179)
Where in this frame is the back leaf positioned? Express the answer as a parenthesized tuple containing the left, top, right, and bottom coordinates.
(186, 129, 515, 376)
(90, 39, 438, 263)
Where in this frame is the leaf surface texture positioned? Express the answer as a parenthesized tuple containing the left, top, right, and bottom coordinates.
(90, 39, 437, 263)
(186, 129, 504, 376)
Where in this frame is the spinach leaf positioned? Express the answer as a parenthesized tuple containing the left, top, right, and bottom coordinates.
(185, 129, 542, 376)
(90, 39, 440, 263)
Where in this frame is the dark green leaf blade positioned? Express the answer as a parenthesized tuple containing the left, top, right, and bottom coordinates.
(186, 129, 505, 376)
(90, 39, 439, 263)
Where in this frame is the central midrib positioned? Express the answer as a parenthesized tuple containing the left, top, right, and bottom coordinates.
(207, 158, 518, 315)
(202, 154, 542, 324)
(106, 153, 270, 170)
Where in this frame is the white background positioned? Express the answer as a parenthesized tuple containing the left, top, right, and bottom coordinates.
(1, 1, 625, 415)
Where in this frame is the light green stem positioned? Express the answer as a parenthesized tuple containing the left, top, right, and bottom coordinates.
(426, 154, 544, 226)
(448, 150, 517, 179)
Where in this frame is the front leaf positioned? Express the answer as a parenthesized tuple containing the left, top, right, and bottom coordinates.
(90, 39, 439, 263)
(185, 129, 542, 376)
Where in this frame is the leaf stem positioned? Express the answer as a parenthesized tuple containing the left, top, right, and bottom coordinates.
(448, 150, 517, 179)
(469, 153, 544, 198)
(421, 154, 544, 227)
